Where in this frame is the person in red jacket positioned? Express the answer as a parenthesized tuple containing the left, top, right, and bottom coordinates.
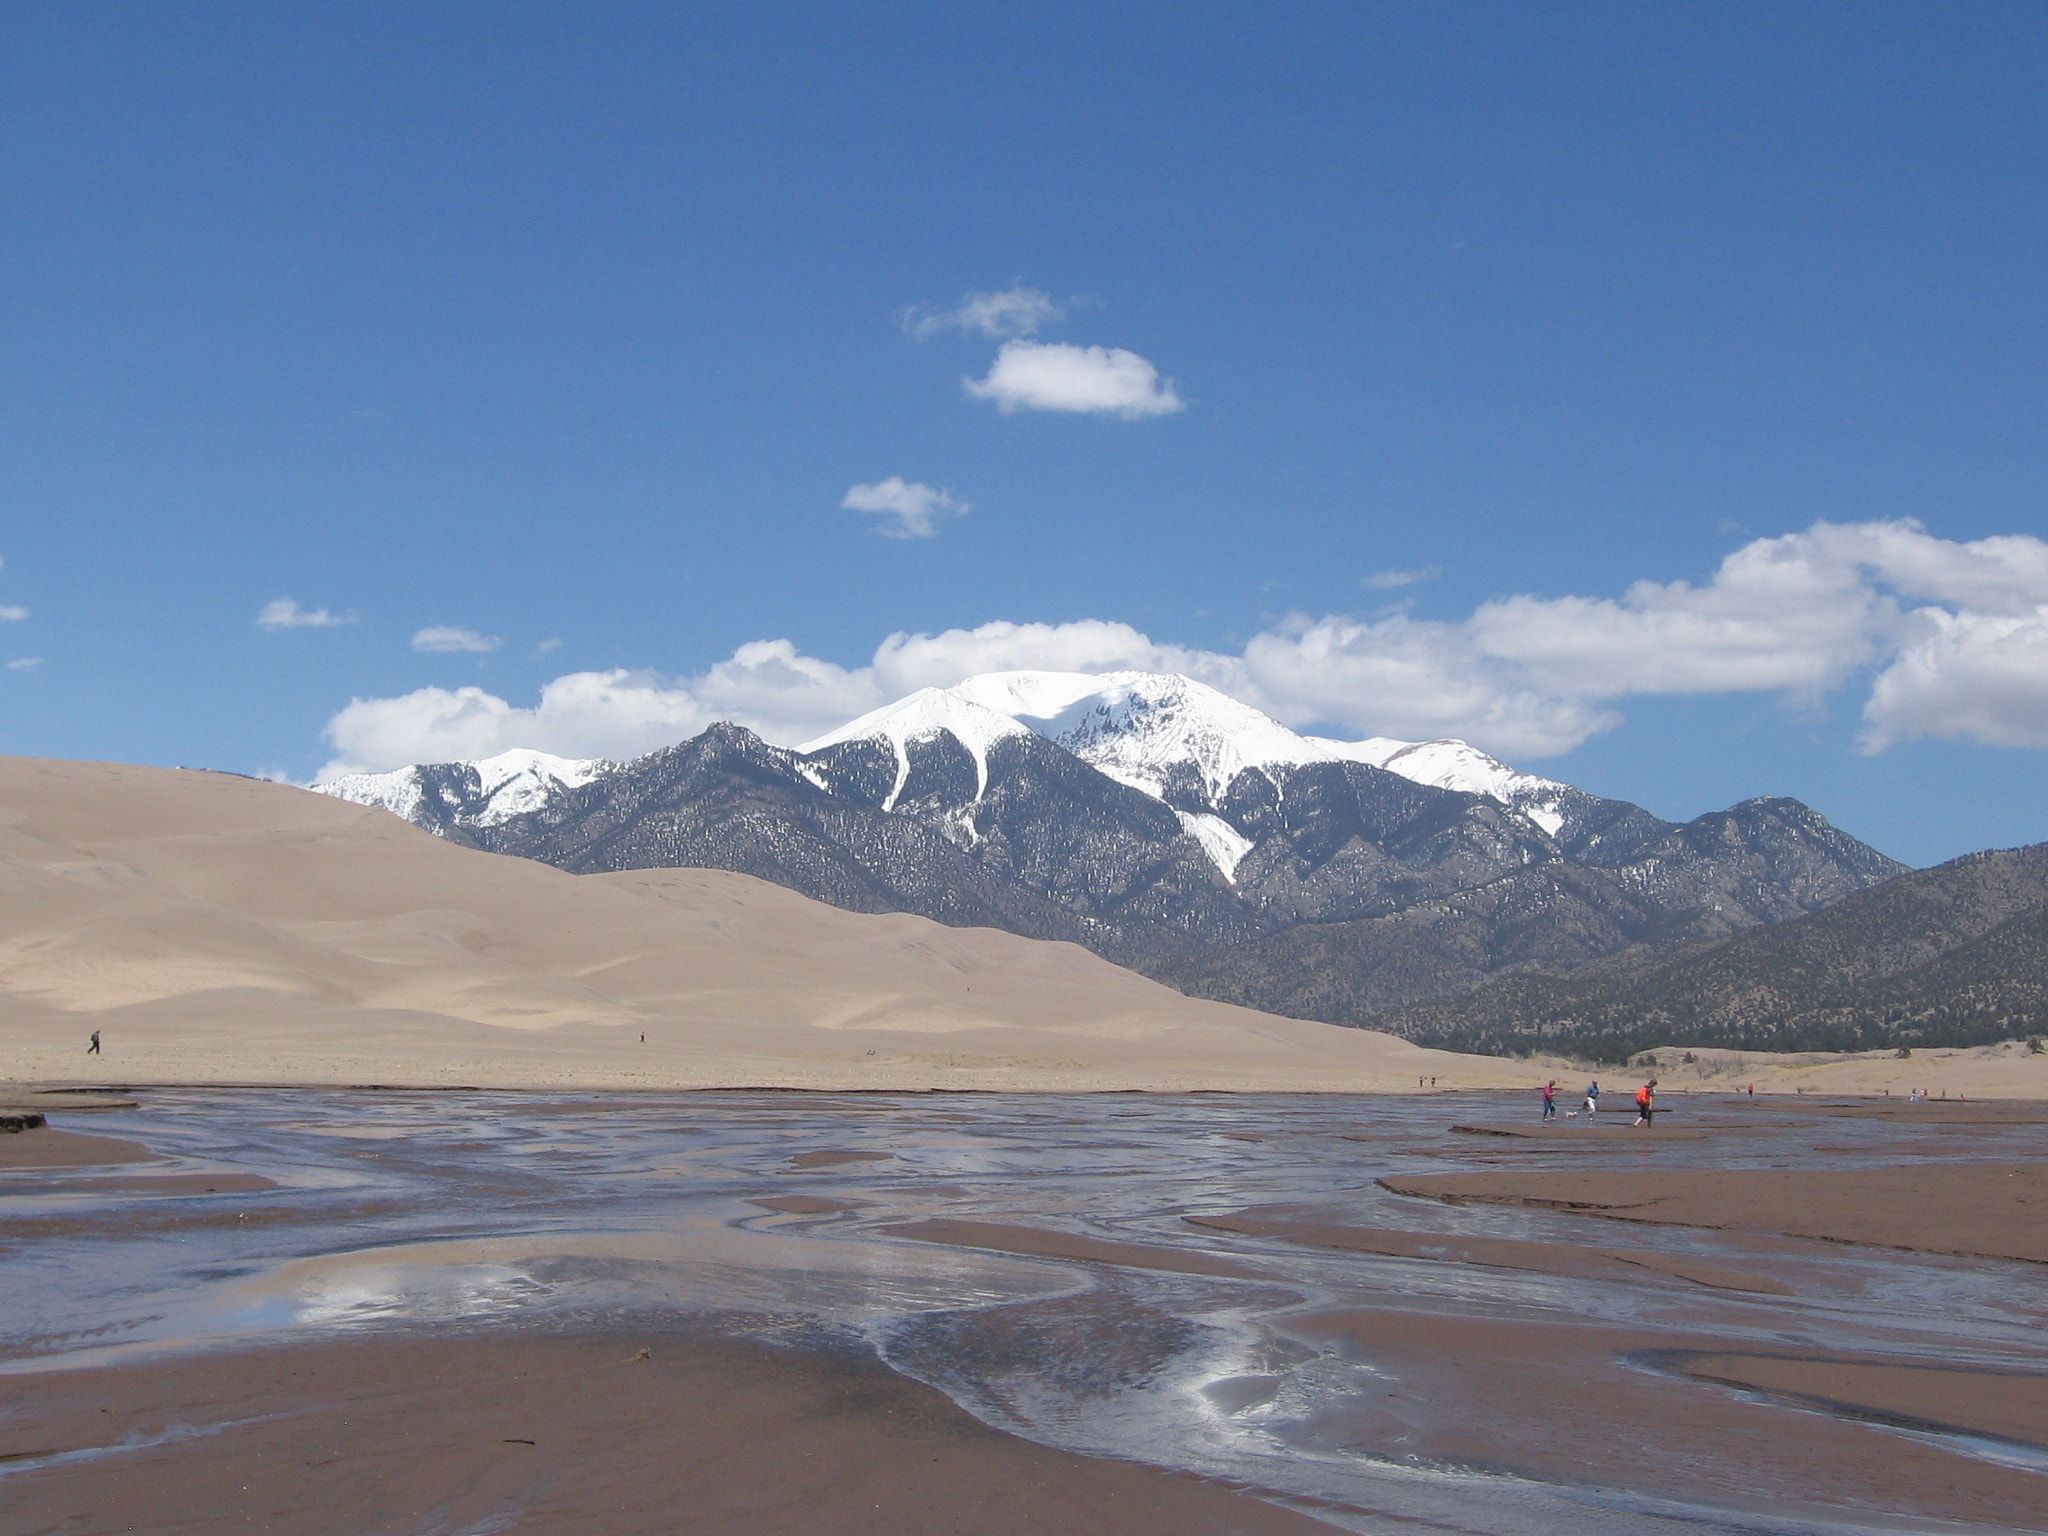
(1633, 1078, 1658, 1127)
(1541, 1081, 1557, 1120)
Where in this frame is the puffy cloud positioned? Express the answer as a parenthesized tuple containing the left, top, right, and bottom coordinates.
(258, 598, 357, 631)
(0, 606, 25, 622)
(900, 286, 1062, 340)
(412, 625, 502, 654)
(1862, 608, 2048, 751)
(316, 521, 2048, 777)
(965, 341, 1184, 419)
(841, 478, 968, 539)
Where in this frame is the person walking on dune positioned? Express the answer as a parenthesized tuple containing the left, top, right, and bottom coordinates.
(87, 1030, 100, 1056)
(1541, 1081, 1557, 1121)
(1633, 1078, 1657, 1127)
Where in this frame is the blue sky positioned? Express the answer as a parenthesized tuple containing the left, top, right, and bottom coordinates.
(4, 2, 2047, 866)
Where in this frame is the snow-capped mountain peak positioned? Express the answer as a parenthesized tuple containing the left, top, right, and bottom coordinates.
(1304, 734, 1570, 829)
(798, 686, 1031, 809)
(794, 667, 1575, 829)
(943, 670, 1330, 803)
(319, 747, 608, 829)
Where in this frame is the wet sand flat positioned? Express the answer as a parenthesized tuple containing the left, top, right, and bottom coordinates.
(1669, 1351, 2048, 1449)
(0, 1125, 156, 1169)
(0, 1331, 1341, 1536)
(10, 1086, 2048, 1536)
(1185, 1209, 1790, 1293)
(1277, 1308, 2048, 1530)
(884, 1216, 1268, 1278)
(1379, 1162, 2048, 1262)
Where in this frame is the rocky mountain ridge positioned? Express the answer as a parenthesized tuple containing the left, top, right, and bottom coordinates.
(317, 671, 1908, 1034)
(1372, 842, 2048, 1060)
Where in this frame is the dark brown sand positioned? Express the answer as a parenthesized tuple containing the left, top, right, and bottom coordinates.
(1378, 1163, 2048, 1262)
(747, 1194, 869, 1215)
(0, 1125, 156, 1169)
(0, 1333, 1342, 1536)
(1185, 1210, 1789, 1293)
(1450, 1123, 1710, 1142)
(1670, 1351, 2048, 1448)
(787, 1149, 894, 1170)
(1277, 1309, 2048, 1528)
(884, 1217, 1267, 1278)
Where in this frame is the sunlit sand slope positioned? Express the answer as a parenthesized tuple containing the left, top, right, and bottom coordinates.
(0, 755, 1527, 1091)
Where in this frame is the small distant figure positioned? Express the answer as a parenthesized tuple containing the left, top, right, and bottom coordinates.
(1583, 1080, 1600, 1120)
(86, 1030, 100, 1056)
(1633, 1077, 1658, 1127)
(1541, 1081, 1557, 1120)
(1746, 1084, 1754, 1096)
(639, 1032, 645, 1044)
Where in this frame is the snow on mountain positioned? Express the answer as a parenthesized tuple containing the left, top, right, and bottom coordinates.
(925, 669, 1569, 822)
(950, 671, 1335, 803)
(1175, 810, 1256, 882)
(318, 763, 430, 823)
(322, 670, 1574, 867)
(798, 686, 1031, 810)
(1306, 735, 1572, 834)
(801, 669, 1577, 866)
(320, 748, 608, 828)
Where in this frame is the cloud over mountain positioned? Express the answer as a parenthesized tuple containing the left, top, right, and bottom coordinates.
(316, 521, 2048, 778)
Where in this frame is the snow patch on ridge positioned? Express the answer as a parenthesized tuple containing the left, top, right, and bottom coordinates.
(318, 764, 428, 823)
(799, 687, 1030, 811)
(317, 748, 605, 830)
(1175, 810, 1254, 882)
(464, 749, 607, 825)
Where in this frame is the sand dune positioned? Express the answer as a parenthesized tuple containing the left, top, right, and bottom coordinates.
(0, 755, 1527, 1092)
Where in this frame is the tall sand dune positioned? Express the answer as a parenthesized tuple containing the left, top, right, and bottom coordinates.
(0, 756, 1525, 1091)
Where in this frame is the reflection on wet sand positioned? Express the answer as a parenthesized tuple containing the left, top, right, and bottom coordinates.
(1185, 1209, 1791, 1293)
(2, 1088, 2045, 1534)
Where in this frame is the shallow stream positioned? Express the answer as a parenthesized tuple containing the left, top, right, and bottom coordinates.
(4, 1088, 2044, 1534)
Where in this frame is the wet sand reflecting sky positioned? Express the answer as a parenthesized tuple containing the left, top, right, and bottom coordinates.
(5, 1088, 2045, 1534)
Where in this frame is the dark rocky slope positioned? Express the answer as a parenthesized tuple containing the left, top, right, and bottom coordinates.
(1370, 843, 2048, 1060)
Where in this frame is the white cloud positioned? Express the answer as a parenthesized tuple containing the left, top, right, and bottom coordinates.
(412, 626, 502, 654)
(258, 598, 357, 631)
(901, 286, 1062, 340)
(0, 605, 25, 622)
(965, 341, 1185, 419)
(7, 657, 40, 671)
(841, 477, 969, 539)
(1363, 566, 1441, 590)
(314, 522, 2048, 776)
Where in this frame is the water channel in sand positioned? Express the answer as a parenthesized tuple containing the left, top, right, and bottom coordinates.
(4, 1088, 2045, 1535)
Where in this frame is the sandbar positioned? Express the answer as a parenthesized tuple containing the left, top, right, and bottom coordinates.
(1275, 1308, 2048, 1528)
(1379, 1162, 2048, 1263)
(0, 1330, 1342, 1535)
(0, 1124, 157, 1170)
(1667, 1351, 2048, 1450)
(1185, 1209, 1788, 1293)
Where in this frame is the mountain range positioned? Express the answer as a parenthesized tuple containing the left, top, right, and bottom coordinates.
(318, 671, 1910, 1051)
(1376, 843, 2048, 1061)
